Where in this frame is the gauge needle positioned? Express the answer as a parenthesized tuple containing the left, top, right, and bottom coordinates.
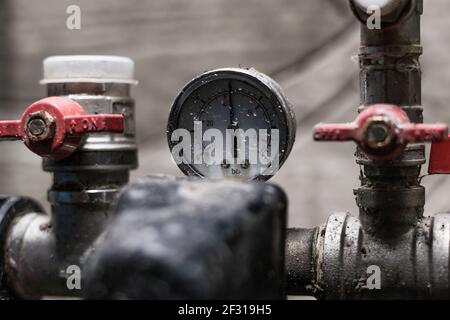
(227, 82, 238, 130)
(227, 82, 240, 160)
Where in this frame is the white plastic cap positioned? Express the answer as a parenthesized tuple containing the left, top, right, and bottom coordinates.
(41, 55, 138, 85)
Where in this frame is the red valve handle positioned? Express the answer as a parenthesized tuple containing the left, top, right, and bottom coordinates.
(0, 97, 124, 160)
(313, 104, 448, 160)
(428, 136, 450, 174)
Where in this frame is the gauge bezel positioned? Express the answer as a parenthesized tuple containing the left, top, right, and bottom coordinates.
(167, 68, 296, 181)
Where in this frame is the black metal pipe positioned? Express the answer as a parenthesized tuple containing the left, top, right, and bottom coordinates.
(285, 228, 317, 296)
(352, 0, 425, 237)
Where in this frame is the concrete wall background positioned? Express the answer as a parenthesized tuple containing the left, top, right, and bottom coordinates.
(1, 0, 450, 227)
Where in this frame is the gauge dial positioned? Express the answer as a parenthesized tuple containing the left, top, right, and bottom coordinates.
(167, 68, 295, 181)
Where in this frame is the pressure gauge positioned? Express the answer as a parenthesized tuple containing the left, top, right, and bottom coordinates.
(167, 68, 296, 181)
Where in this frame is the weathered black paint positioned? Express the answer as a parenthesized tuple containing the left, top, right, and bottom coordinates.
(84, 175, 287, 299)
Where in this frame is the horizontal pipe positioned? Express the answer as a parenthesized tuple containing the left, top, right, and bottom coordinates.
(285, 228, 317, 296)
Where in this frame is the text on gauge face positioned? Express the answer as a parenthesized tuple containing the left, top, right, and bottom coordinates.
(171, 121, 279, 173)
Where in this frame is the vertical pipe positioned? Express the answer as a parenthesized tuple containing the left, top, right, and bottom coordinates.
(44, 81, 138, 261)
(350, 0, 425, 237)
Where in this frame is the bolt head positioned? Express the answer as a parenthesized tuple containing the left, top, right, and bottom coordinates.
(28, 118, 47, 136)
(25, 111, 55, 142)
(363, 117, 397, 152)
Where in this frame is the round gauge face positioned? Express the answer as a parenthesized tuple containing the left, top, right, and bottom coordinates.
(167, 68, 296, 181)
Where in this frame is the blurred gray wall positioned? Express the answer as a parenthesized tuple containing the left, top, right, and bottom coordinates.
(1, 0, 450, 227)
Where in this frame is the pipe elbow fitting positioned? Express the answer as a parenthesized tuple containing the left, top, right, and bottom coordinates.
(0, 197, 46, 298)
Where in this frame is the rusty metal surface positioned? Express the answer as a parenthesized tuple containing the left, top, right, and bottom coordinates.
(287, 212, 450, 299)
(286, 0, 450, 299)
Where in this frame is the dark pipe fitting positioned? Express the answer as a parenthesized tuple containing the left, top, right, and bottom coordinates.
(83, 176, 287, 300)
(285, 228, 317, 296)
(0, 197, 45, 299)
(355, 186, 424, 237)
(286, 213, 450, 299)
